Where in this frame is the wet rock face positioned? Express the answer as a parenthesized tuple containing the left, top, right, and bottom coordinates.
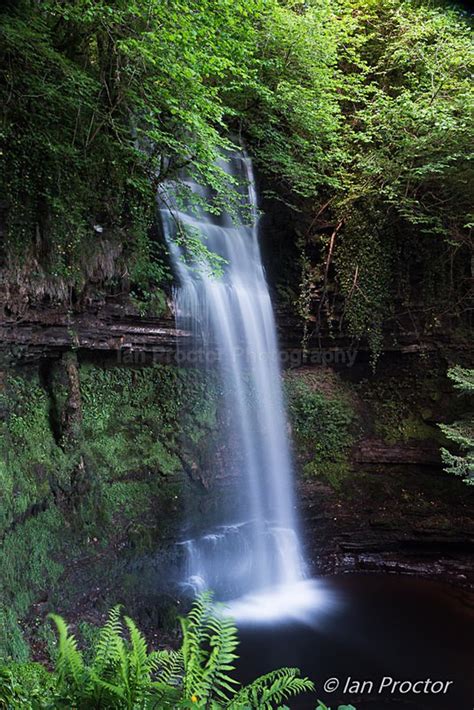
(300, 466, 474, 587)
(1, 279, 473, 659)
(1, 280, 472, 368)
(353, 438, 441, 466)
(0, 300, 184, 365)
(285, 357, 474, 589)
(0, 358, 223, 660)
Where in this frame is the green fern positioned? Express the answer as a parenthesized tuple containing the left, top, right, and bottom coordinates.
(92, 605, 123, 679)
(229, 667, 314, 709)
(181, 589, 214, 698)
(149, 648, 184, 683)
(114, 634, 132, 705)
(194, 614, 239, 703)
(440, 366, 474, 484)
(178, 594, 313, 709)
(7, 594, 325, 709)
(148, 649, 184, 707)
(48, 613, 85, 690)
(49, 606, 165, 709)
(124, 616, 150, 703)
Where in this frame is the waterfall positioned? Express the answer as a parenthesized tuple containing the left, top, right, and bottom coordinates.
(160, 149, 318, 618)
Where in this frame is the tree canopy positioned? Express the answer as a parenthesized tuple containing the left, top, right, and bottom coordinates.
(1, 0, 472, 352)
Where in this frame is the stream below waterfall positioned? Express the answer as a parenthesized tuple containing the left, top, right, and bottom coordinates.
(236, 574, 474, 709)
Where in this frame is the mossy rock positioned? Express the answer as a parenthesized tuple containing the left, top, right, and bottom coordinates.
(0, 361, 220, 660)
(285, 369, 357, 487)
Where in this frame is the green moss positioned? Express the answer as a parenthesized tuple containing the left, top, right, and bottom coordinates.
(285, 371, 355, 487)
(102, 478, 180, 527)
(0, 373, 71, 534)
(107, 481, 157, 519)
(75, 363, 218, 544)
(358, 371, 445, 445)
(399, 415, 436, 443)
(79, 363, 217, 480)
(0, 607, 30, 663)
(303, 460, 351, 491)
(0, 371, 74, 660)
(0, 361, 219, 660)
(375, 411, 438, 445)
(0, 508, 65, 661)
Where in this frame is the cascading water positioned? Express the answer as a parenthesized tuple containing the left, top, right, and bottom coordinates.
(160, 150, 320, 620)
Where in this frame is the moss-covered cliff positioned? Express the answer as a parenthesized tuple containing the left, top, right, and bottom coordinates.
(1, 326, 473, 662)
(0, 359, 220, 660)
(284, 354, 474, 584)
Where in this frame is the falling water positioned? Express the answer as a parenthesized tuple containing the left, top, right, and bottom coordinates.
(160, 150, 317, 618)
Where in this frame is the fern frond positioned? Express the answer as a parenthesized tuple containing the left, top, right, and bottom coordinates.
(115, 634, 131, 703)
(448, 365, 474, 393)
(143, 649, 184, 706)
(48, 613, 84, 689)
(147, 681, 182, 709)
(181, 592, 214, 697)
(195, 614, 239, 703)
(124, 615, 149, 701)
(91, 604, 123, 679)
(149, 649, 184, 686)
(147, 650, 170, 674)
(89, 672, 127, 700)
(228, 667, 314, 709)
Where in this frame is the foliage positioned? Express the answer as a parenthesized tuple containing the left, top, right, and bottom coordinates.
(1, 0, 472, 352)
(286, 372, 354, 485)
(0, 593, 315, 709)
(258, 0, 473, 359)
(333, 0, 473, 356)
(240, 0, 343, 197)
(444, 366, 474, 395)
(439, 366, 474, 485)
(0, 662, 55, 708)
(0, 0, 263, 291)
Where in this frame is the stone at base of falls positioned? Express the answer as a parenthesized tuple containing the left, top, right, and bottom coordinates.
(220, 579, 339, 625)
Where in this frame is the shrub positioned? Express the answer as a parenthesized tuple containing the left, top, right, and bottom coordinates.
(439, 366, 474, 485)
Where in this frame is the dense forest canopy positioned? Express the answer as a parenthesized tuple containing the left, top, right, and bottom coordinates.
(0, 0, 472, 355)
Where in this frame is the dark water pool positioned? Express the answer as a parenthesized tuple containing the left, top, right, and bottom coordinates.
(236, 575, 474, 710)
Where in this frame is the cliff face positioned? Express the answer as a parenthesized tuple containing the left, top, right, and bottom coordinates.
(285, 363, 474, 588)
(1, 240, 473, 661)
(0, 349, 225, 660)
